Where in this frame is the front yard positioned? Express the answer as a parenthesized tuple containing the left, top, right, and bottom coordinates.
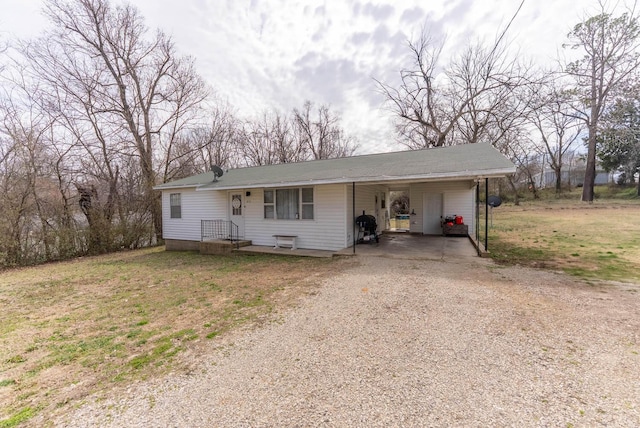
(0, 248, 342, 426)
(2, 197, 640, 426)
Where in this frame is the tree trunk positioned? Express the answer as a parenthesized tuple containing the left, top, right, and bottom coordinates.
(581, 114, 598, 202)
(581, 135, 597, 201)
(507, 176, 520, 206)
(555, 166, 562, 194)
(139, 149, 162, 243)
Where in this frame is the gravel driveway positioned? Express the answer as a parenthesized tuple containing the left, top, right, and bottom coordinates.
(58, 255, 640, 427)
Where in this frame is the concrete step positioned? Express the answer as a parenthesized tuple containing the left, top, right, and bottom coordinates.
(200, 239, 252, 255)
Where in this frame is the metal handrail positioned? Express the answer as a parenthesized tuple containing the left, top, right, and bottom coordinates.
(229, 221, 239, 246)
(201, 220, 241, 248)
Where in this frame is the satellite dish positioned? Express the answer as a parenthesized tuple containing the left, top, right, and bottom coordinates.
(210, 165, 224, 181)
(487, 195, 502, 208)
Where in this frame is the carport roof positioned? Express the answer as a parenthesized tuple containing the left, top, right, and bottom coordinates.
(154, 143, 516, 191)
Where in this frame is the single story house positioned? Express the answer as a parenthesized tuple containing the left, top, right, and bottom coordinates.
(154, 143, 516, 253)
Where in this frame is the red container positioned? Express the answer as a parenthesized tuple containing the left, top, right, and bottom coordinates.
(455, 215, 463, 225)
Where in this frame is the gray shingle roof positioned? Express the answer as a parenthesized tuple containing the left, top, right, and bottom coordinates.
(154, 143, 515, 191)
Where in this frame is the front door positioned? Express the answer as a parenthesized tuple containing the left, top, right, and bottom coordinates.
(423, 193, 443, 234)
(229, 192, 245, 239)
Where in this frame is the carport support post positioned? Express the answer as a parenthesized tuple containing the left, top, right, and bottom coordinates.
(485, 178, 489, 252)
(476, 181, 480, 243)
(352, 182, 356, 254)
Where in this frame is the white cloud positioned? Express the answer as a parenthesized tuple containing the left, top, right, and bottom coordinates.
(2, 0, 603, 153)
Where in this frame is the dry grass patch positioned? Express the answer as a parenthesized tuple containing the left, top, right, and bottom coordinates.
(0, 247, 347, 426)
(489, 199, 640, 283)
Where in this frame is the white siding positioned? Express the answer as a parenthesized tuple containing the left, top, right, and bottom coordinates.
(409, 181, 475, 234)
(346, 184, 354, 247)
(162, 180, 475, 249)
(352, 184, 389, 231)
(243, 184, 348, 251)
(345, 184, 388, 248)
(162, 189, 227, 242)
(444, 191, 471, 224)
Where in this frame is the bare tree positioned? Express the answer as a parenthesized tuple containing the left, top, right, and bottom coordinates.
(0, 37, 7, 73)
(0, 90, 59, 264)
(292, 101, 358, 159)
(377, 1, 530, 149)
(492, 123, 540, 205)
(239, 114, 279, 166)
(162, 104, 242, 179)
(453, 42, 536, 146)
(564, 3, 640, 201)
(49, 136, 80, 258)
(377, 35, 530, 149)
(24, 0, 208, 241)
(238, 104, 354, 167)
(0, 116, 37, 265)
(0, 58, 86, 264)
(528, 85, 583, 193)
(269, 111, 307, 163)
(376, 33, 454, 148)
(0, 0, 214, 264)
(500, 133, 542, 201)
(195, 105, 242, 170)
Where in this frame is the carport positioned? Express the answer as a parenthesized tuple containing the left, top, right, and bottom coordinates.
(239, 232, 480, 261)
(349, 175, 498, 257)
(339, 232, 480, 260)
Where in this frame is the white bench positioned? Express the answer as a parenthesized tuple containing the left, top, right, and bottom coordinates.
(273, 234, 297, 250)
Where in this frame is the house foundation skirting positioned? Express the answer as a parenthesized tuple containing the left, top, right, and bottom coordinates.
(200, 240, 251, 255)
(165, 239, 201, 251)
(165, 238, 252, 254)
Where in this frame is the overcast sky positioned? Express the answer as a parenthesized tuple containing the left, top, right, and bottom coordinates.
(2, 0, 602, 154)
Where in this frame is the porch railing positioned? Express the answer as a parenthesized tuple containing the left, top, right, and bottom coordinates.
(201, 220, 241, 247)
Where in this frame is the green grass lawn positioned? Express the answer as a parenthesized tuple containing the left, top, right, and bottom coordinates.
(0, 248, 340, 427)
(488, 196, 640, 283)
(2, 186, 638, 426)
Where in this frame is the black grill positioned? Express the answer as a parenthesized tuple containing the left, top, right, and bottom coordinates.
(355, 211, 379, 243)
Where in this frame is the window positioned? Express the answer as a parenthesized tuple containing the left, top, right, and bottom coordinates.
(170, 193, 181, 219)
(301, 188, 314, 219)
(263, 188, 313, 220)
(276, 188, 298, 219)
(231, 194, 242, 216)
(264, 190, 274, 219)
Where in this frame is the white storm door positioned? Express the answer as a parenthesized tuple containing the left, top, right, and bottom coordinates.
(229, 192, 245, 238)
(423, 193, 443, 235)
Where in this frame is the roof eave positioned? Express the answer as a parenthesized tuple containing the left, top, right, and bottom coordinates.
(193, 167, 516, 191)
(153, 183, 205, 191)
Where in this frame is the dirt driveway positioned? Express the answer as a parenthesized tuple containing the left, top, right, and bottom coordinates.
(56, 254, 640, 427)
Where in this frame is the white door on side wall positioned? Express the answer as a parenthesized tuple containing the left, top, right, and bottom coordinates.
(423, 193, 443, 235)
(229, 192, 245, 239)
